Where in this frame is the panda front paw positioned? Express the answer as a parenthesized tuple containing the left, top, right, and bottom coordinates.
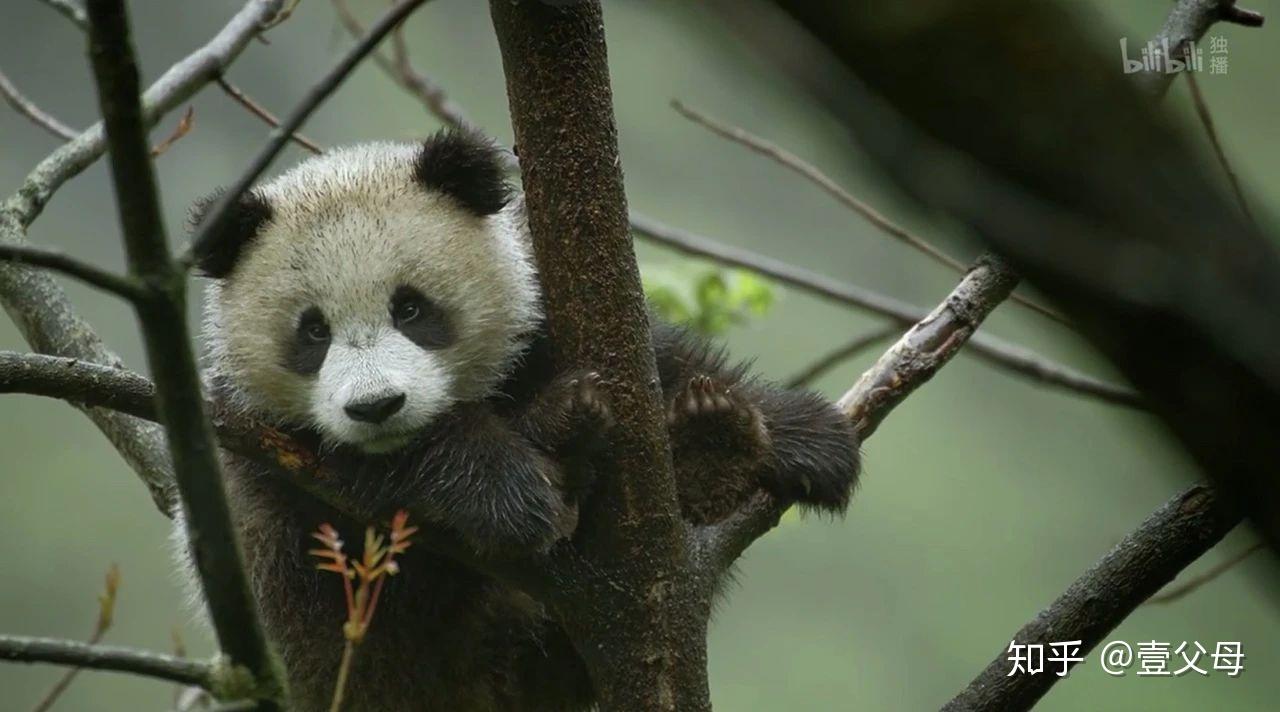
(519, 369, 614, 458)
(667, 374, 771, 455)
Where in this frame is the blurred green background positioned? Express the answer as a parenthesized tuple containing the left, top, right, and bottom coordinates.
(1, 1, 1276, 710)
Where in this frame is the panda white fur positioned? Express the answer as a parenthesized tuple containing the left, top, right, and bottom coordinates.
(177, 130, 860, 711)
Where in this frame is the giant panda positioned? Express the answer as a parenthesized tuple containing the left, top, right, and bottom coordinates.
(177, 129, 860, 711)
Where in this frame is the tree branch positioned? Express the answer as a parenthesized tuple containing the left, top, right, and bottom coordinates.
(0, 0, 283, 514)
(785, 326, 898, 388)
(1138, 0, 1265, 98)
(0, 244, 143, 300)
(1183, 70, 1254, 225)
(941, 485, 1240, 711)
(84, 0, 279, 699)
(632, 214, 1143, 408)
(215, 78, 323, 155)
(1144, 540, 1263, 605)
(181, 0, 430, 270)
(6, 0, 284, 229)
(329, 0, 476, 131)
(0, 68, 78, 140)
(838, 254, 1018, 439)
(0, 352, 155, 419)
(700, 253, 1023, 568)
(670, 99, 1067, 325)
(0, 634, 210, 689)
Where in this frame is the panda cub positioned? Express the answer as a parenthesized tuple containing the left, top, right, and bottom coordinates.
(182, 129, 860, 711)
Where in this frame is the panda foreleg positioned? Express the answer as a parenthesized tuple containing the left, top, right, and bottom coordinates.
(410, 404, 580, 553)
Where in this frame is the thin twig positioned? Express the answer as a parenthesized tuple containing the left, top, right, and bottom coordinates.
(0, 634, 210, 688)
(262, 0, 303, 29)
(330, 0, 474, 129)
(183, 0, 430, 269)
(216, 78, 323, 154)
(0, 68, 78, 140)
(942, 485, 1240, 711)
(150, 106, 196, 157)
(0, 244, 144, 300)
(785, 326, 898, 389)
(30, 564, 120, 712)
(85, 0, 279, 697)
(632, 214, 1144, 408)
(1183, 70, 1254, 225)
(36, 0, 89, 31)
(669, 100, 1069, 326)
(1144, 540, 1264, 605)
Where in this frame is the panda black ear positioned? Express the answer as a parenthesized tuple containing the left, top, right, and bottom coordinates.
(188, 189, 273, 279)
(414, 129, 510, 217)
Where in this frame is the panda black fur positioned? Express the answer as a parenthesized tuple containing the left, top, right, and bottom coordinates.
(178, 129, 860, 711)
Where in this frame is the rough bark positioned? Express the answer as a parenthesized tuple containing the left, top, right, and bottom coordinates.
(489, 2, 711, 709)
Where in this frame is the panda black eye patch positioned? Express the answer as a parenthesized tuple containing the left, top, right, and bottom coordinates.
(391, 285, 454, 350)
(283, 306, 330, 375)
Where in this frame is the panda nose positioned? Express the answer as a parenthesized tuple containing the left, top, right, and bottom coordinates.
(344, 393, 406, 424)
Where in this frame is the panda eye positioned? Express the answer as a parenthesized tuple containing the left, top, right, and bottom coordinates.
(304, 322, 330, 343)
(297, 308, 330, 344)
(393, 299, 421, 325)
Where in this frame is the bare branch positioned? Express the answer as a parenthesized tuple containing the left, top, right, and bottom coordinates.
(182, 0, 430, 270)
(0, 68, 78, 140)
(85, 0, 278, 695)
(36, 0, 88, 31)
(216, 78, 323, 155)
(0, 352, 156, 419)
(700, 254, 1024, 569)
(1138, 0, 1265, 97)
(7, 0, 284, 229)
(1144, 540, 1264, 605)
(0, 244, 144, 300)
(839, 254, 1019, 438)
(330, 0, 475, 130)
(942, 485, 1240, 711)
(785, 326, 897, 389)
(631, 214, 1144, 408)
(0, 634, 211, 689)
(1183, 70, 1254, 225)
(670, 100, 1068, 325)
(150, 105, 196, 157)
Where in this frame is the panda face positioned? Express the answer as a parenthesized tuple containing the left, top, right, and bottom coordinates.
(199, 139, 540, 452)
(286, 285, 458, 453)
